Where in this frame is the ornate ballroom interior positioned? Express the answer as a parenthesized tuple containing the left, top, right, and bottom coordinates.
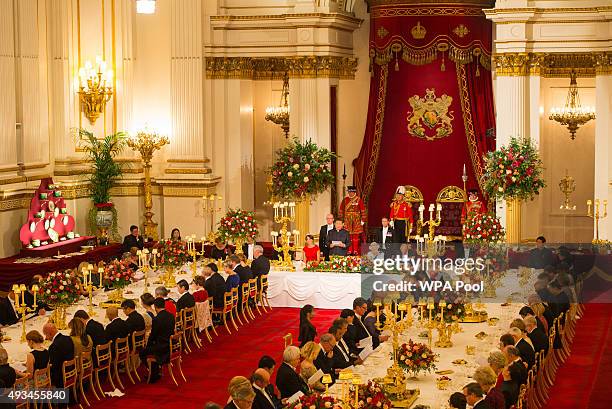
(0, 0, 610, 408)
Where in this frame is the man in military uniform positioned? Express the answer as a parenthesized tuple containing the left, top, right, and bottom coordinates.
(461, 189, 487, 225)
(338, 186, 367, 255)
(390, 186, 413, 243)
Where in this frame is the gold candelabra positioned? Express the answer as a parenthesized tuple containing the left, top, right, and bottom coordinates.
(587, 199, 608, 243)
(372, 299, 417, 404)
(138, 248, 156, 293)
(203, 194, 222, 243)
(11, 284, 38, 343)
(271, 201, 299, 271)
(187, 235, 205, 278)
(549, 71, 596, 140)
(433, 300, 460, 348)
(415, 203, 445, 257)
(127, 129, 169, 241)
(81, 264, 98, 317)
(559, 170, 577, 210)
(78, 57, 113, 125)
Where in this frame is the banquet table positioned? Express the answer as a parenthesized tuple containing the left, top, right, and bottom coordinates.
(329, 270, 536, 409)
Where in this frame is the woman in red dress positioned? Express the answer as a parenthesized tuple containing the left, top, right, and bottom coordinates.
(302, 234, 320, 263)
(192, 275, 208, 302)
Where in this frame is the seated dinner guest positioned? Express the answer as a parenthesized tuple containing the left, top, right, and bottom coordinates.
(122, 251, 140, 272)
(327, 219, 350, 257)
(121, 299, 146, 336)
(299, 342, 326, 393)
(257, 355, 281, 407)
(224, 260, 241, 291)
(226, 376, 256, 409)
(234, 254, 254, 285)
(366, 242, 384, 262)
(501, 362, 523, 408)
(105, 306, 130, 345)
(22, 330, 49, 377)
(528, 236, 554, 269)
(449, 392, 467, 409)
(352, 297, 388, 350)
(0, 292, 19, 326)
(302, 234, 320, 263)
(509, 327, 535, 368)
(276, 346, 309, 398)
(314, 333, 337, 381)
(140, 297, 175, 383)
(319, 213, 335, 261)
(122, 225, 144, 253)
(74, 310, 107, 365)
(204, 262, 227, 309)
(298, 304, 317, 347)
(176, 279, 196, 312)
(340, 309, 359, 356)
(503, 346, 528, 386)
(329, 318, 359, 369)
(463, 382, 491, 409)
(487, 351, 507, 388)
(524, 315, 548, 354)
(140, 293, 156, 330)
(69, 318, 93, 358)
(170, 228, 182, 241)
(192, 275, 209, 302)
(211, 238, 231, 260)
(473, 366, 505, 409)
(155, 286, 177, 317)
(251, 368, 276, 409)
(43, 322, 75, 387)
(251, 245, 270, 285)
(0, 347, 17, 388)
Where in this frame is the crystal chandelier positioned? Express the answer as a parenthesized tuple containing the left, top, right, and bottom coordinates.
(265, 73, 290, 138)
(549, 70, 596, 140)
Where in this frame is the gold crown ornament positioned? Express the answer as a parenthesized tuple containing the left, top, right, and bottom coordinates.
(411, 22, 426, 40)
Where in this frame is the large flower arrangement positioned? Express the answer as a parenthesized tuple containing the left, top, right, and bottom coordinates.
(304, 256, 364, 273)
(482, 136, 546, 201)
(397, 340, 437, 377)
(352, 381, 392, 409)
(38, 270, 82, 306)
(217, 208, 258, 243)
(268, 138, 336, 201)
(157, 239, 190, 268)
(103, 260, 134, 289)
(285, 394, 342, 409)
(435, 292, 467, 324)
(463, 212, 505, 244)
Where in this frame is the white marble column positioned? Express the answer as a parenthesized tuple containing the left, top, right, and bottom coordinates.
(0, 0, 17, 168)
(168, 0, 204, 161)
(594, 72, 611, 240)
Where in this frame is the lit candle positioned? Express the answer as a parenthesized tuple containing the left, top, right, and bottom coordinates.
(437, 203, 442, 211)
(463, 163, 466, 177)
(32, 284, 38, 307)
(98, 267, 104, 286)
(19, 284, 27, 306)
(12, 284, 20, 305)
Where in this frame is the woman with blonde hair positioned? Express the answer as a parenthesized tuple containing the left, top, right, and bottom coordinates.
(69, 318, 93, 358)
(299, 341, 325, 393)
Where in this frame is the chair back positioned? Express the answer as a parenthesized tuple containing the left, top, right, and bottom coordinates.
(79, 350, 94, 379)
(260, 274, 269, 292)
(170, 333, 182, 361)
(132, 329, 146, 353)
(33, 366, 51, 388)
(95, 341, 113, 369)
(241, 282, 249, 303)
(231, 287, 239, 306)
(222, 291, 233, 312)
(13, 375, 29, 409)
(114, 336, 130, 360)
(62, 358, 78, 388)
(182, 307, 196, 331)
(248, 278, 257, 298)
(283, 332, 293, 349)
(174, 312, 184, 333)
(195, 300, 212, 331)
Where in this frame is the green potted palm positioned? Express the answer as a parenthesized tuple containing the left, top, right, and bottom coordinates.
(79, 129, 126, 244)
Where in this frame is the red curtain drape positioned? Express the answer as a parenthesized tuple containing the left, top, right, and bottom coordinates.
(352, 2, 496, 226)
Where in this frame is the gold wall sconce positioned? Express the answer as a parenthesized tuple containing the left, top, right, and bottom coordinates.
(78, 57, 113, 125)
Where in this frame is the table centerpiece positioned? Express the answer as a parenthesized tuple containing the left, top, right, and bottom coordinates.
(217, 208, 258, 256)
(102, 259, 134, 304)
(38, 270, 82, 329)
(397, 339, 437, 379)
(157, 238, 190, 286)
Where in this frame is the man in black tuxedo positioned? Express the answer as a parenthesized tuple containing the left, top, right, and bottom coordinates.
(276, 346, 309, 398)
(121, 299, 146, 335)
(519, 306, 547, 333)
(509, 327, 535, 368)
(230, 255, 253, 285)
(43, 322, 75, 387)
(122, 225, 144, 253)
(329, 318, 359, 371)
(340, 309, 359, 356)
(251, 368, 277, 409)
(524, 316, 549, 354)
(0, 294, 19, 326)
(374, 217, 395, 255)
(74, 309, 108, 365)
(257, 356, 281, 409)
(352, 298, 388, 351)
(140, 297, 175, 383)
(327, 220, 350, 257)
(251, 246, 270, 288)
(204, 263, 228, 309)
(504, 346, 528, 385)
(319, 213, 335, 261)
(528, 236, 554, 269)
(105, 306, 130, 346)
(463, 382, 491, 409)
(176, 279, 196, 312)
(314, 333, 336, 381)
(242, 237, 256, 261)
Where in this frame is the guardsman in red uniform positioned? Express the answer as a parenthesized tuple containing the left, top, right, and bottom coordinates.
(338, 186, 367, 255)
(389, 186, 413, 243)
(461, 189, 487, 225)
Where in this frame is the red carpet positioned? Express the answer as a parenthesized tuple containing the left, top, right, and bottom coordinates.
(88, 308, 340, 408)
(543, 303, 612, 409)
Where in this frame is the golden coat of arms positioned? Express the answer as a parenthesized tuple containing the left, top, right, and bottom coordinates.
(407, 88, 454, 141)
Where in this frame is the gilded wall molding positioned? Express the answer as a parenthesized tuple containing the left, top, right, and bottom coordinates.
(0, 174, 50, 186)
(493, 52, 612, 77)
(205, 56, 358, 80)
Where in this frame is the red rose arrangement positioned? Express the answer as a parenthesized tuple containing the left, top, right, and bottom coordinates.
(157, 239, 190, 268)
(285, 394, 342, 409)
(103, 259, 134, 289)
(304, 256, 364, 273)
(482, 136, 546, 201)
(38, 270, 82, 306)
(217, 208, 258, 243)
(463, 212, 505, 244)
(352, 381, 392, 409)
(397, 339, 438, 377)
